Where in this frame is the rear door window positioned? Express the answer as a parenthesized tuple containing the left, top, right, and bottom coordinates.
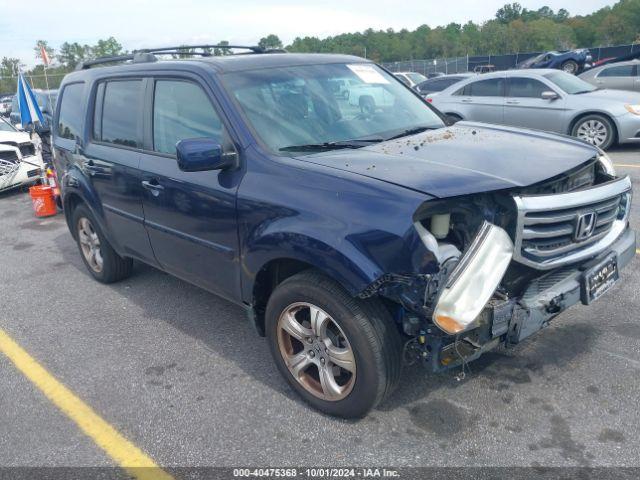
(462, 78, 505, 97)
(95, 80, 142, 148)
(57, 83, 84, 141)
(152, 80, 223, 155)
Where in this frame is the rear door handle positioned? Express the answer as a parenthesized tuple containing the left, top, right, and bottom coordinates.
(461, 99, 472, 103)
(141, 180, 165, 196)
(506, 100, 520, 105)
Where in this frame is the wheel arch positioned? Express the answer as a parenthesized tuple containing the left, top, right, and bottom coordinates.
(444, 112, 464, 120)
(60, 168, 119, 250)
(567, 111, 619, 143)
(244, 239, 384, 336)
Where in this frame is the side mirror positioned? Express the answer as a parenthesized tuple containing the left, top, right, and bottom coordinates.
(541, 91, 559, 101)
(176, 138, 236, 172)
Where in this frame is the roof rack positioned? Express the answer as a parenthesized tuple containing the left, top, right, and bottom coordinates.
(78, 44, 285, 70)
(134, 44, 268, 54)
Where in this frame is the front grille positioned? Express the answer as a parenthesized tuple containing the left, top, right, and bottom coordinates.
(512, 177, 632, 269)
(0, 150, 18, 163)
(0, 152, 20, 177)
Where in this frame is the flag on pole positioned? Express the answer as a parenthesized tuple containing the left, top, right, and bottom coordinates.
(16, 73, 45, 126)
(40, 45, 50, 66)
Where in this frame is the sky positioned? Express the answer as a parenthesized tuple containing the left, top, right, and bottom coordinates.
(0, 0, 617, 67)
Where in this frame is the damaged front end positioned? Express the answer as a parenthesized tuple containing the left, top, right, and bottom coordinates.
(360, 159, 635, 373)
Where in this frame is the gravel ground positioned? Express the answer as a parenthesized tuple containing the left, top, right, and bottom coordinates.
(0, 146, 638, 471)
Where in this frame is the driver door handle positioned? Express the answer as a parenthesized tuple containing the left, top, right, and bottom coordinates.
(82, 159, 99, 175)
(141, 180, 165, 196)
(461, 98, 472, 103)
(506, 100, 520, 105)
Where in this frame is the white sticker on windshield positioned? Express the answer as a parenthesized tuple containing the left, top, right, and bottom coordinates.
(347, 64, 389, 84)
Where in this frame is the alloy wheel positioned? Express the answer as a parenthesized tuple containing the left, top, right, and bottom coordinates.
(576, 119, 608, 147)
(277, 302, 356, 401)
(78, 217, 103, 273)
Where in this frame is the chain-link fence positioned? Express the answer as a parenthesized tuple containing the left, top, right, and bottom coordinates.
(383, 56, 469, 76)
(384, 43, 640, 75)
(0, 72, 66, 96)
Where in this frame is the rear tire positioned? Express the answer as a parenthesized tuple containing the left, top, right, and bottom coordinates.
(571, 114, 616, 150)
(265, 270, 402, 418)
(72, 204, 132, 283)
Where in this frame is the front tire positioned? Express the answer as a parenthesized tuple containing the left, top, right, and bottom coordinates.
(265, 270, 402, 418)
(72, 204, 132, 283)
(571, 114, 616, 150)
(562, 60, 579, 74)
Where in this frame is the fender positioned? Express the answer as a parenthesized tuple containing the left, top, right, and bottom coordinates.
(237, 152, 435, 304)
(60, 165, 124, 254)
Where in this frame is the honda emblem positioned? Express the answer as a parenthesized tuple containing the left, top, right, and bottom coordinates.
(574, 212, 597, 241)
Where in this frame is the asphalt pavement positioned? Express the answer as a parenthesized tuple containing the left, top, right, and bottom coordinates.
(0, 146, 639, 474)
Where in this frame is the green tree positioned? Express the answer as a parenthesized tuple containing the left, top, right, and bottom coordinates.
(597, 13, 631, 45)
(258, 34, 283, 50)
(91, 37, 124, 57)
(213, 40, 232, 56)
(496, 3, 522, 23)
(57, 42, 91, 68)
(34, 40, 54, 64)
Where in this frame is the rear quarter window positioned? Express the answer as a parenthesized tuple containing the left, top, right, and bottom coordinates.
(56, 83, 84, 141)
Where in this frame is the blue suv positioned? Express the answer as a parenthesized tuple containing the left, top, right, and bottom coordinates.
(53, 46, 635, 417)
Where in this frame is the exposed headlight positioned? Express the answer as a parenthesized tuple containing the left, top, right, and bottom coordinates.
(624, 104, 640, 115)
(597, 150, 616, 176)
(433, 222, 513, 335)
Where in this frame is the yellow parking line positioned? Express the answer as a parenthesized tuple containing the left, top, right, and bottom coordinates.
(0, 328, 173, 480)
(614, 163, 640, 168)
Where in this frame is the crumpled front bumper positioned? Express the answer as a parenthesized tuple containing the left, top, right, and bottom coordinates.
(430, 226, 635, 372)
(507, 226, 636, 343)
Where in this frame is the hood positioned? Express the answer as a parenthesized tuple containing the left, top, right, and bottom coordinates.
(299, 123, 598, 198)
(0, 130, 31, 144)
(579, 88, 640, 103)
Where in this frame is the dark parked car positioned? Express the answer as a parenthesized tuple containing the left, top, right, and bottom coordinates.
(53, 47, 635, 418)
(518, 49, 592, 75)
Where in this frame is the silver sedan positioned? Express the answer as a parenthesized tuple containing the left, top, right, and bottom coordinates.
(579, 60, 640, 92)
(430, 69, 640, 150)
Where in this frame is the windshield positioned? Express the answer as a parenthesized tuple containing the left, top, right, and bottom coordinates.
(544, 71, 597, 94)
(407, 72, 427, 84)
(222, 63, 444, 153)
(0, 118, 16, 132)
(521, 53, 546, 67)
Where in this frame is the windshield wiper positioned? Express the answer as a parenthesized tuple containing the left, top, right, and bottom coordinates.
(279, 138, 383, 152)
(384, 126, 438, 141)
